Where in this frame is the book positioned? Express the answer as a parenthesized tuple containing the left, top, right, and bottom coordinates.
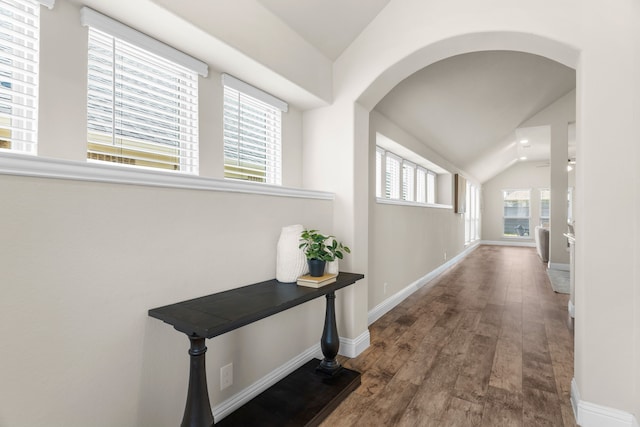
(296, 273, 337, 288)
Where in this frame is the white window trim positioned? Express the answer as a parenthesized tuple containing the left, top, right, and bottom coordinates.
(80, 7, 208, 77)
(39, 0, 54, 8)
(0, 153, 332, 200)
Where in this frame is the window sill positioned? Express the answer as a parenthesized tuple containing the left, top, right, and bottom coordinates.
(0, 152, 334, 200)
(376, 197, 452, 209)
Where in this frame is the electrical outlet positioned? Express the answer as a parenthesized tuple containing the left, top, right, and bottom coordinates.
(383, 282, 388, 294)
(444, 251, 447, 261)
(220, 363, 233, 390)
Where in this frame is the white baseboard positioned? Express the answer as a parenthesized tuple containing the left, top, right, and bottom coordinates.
(571, 378, 639, 427)
(568, 300, 575, 318)
(481, 239, 536, 247)
(549, 262, 570, 271)
(339, 329, 370, 358)
(213, 343, 322, 421)
(368, 242, 480, 326)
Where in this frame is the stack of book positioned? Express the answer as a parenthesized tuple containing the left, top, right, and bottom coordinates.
(296, 273, 337, 288)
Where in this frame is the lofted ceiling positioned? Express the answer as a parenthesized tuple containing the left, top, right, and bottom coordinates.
(374, 51, 576, 182)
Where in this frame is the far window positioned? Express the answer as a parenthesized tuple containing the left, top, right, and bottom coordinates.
(540, 188, 550, 225)
(402, 160, 415, 201)
(503, 189, 530, 237)
(385, 152, 401, 199)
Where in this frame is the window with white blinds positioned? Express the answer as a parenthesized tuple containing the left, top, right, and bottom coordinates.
(384, 153, 400, 199)
(416, 167, 426, 203)
(223, 76, 284, 185)
(0, 0, 41, 155)
(83, 9, 204, 173)
(402, 160, 415, 201)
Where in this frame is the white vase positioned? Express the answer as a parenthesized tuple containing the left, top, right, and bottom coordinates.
(326, 259, 339, 275)
(276, 224, 308, 283)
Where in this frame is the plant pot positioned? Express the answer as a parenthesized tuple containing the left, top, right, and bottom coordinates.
(307, 259, 326, 277)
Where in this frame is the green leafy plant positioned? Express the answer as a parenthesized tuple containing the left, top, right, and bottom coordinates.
(299, 229, 351, 262)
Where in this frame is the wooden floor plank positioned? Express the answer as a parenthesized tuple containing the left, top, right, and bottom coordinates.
(319, 246, 575, 427)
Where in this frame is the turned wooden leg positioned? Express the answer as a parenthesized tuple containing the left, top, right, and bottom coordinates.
(181, 336, 214, 427)
(317, 291, 342, 375)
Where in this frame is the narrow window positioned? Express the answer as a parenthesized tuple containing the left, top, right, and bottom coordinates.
(402, 160, 415, 201)
(416, 167, 426, 203)
(540, 188, 550, 226)
(426, 171, 436, 204)
(223, 74, 287, 185)
(385, 153, 401, 199)
(503, 189, 531, 237)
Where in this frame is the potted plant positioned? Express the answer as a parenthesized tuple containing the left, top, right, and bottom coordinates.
(299, 229, 351, 276)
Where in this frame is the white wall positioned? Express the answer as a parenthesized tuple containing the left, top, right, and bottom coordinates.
(482, 162, 550, 243)
(368, 111, 468, 310)
(0, 3, 335, 426)
(311, 0, 640, 421)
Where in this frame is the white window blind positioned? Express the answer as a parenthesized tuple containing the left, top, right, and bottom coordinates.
(402, 160, 415, 201)
(416, 168, 426, 203)
(83, 11, 202, 173)
(223, 80, 283, 185)
(426, 171, 436, 204)
(0, 0, 41, 155)
(385, 153, 400, 199)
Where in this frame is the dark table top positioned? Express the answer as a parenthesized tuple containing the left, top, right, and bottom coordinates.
(148, 272, 365, 338)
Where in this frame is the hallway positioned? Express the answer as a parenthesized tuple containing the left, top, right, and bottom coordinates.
(322, 245, 576, 426)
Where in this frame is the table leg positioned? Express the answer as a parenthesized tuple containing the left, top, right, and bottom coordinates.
(181, 336, 214, 427)
(317, 291, 342, 375)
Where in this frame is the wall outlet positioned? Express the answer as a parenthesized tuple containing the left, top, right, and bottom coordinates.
(443, 251, 447, 261)
(220, 363, 233, 390)
(383, 282, 388, 294)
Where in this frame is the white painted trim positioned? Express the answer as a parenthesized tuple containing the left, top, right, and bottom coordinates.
(213, 343, 322, 422)
(548, 262, 570, 271)
(376, 197, 452, 210)
(339, 330, 370, 358)
(571, 378, 639, 427)
(568, 300, 575, 318)
(481, 239, 536, 248)
(0, 153, 334, 200)
(368, 242, 480, 325)
(80, 7, 208, 77)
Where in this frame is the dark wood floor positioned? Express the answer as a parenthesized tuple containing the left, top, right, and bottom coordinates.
(321, 245, 576, 427)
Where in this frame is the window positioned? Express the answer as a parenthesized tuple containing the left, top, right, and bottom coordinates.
(402, 160, 415, 201)
(385, 152, 400, 199)
(416, 167, 426, 203)
(503, 189, 530, 237)
(426, 171, 436, 204)
(0, 0, 43, 155)
(82, 7, 207, 173)
(540, 188, 550, 225)
(223, 74, 287, 185)
(376, 144, 441, 205)
(464, 182, 480, 244)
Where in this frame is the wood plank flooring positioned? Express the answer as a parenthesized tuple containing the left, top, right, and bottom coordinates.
(321, 245, 576, 427)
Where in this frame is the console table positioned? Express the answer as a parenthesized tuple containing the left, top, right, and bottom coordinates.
(148, 272, 364, 426)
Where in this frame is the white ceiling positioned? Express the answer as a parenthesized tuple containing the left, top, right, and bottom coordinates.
(374, 51, 576, 182)
(256, 0, 391, 60)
